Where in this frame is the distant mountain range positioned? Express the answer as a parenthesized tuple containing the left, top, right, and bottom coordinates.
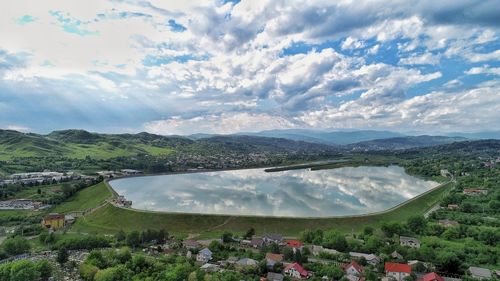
(190, 129, 500, 145)
(190, 129, 405, 145)
(345, 135, 468, 151)
(1, 128, 498, 160)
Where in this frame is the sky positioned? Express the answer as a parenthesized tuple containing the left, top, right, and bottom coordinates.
(0, 0, 499, 135)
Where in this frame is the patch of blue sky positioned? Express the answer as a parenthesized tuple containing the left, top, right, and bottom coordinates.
(472, 39, 500, 54)
(49, 10, 98, 36)
(220, 0, 241, 5)
(325, 89, 364, 106)
(142, 54, 207, 66)
(281, 40, 341, 57)
(167, 19, 186, 32)
(17, 15, 36, 25)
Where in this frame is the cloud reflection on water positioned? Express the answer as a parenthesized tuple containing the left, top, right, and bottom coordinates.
(110, 166, 437, 217)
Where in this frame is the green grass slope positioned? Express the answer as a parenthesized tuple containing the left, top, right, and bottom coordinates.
(52, 182, 112, 213)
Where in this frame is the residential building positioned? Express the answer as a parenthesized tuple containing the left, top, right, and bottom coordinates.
(391, 251, 403, 260)
(468, 267, 492, 280)
(267, 272, 284, 281)
(236, 258, 258, 269)
(447, 204, 459, 210)
(422, 272, 444, 281)
(311, 245, 339, 256)
(400, 236, 421, 248)
(343, 260, 364, 276)
(263, 233, 283, 245)
(183, 239, 200, 249)
(385, 262, 411, 281)
(41, 213, 65, 230)
(349, 252, 380, 265)
(196, 248, 212, 264)
(251, 238, 264, 248)
(287, 240, 304, 249)
(64, 214, 75, 224)
(200, 263, 219, 272)
(284, 263, 309, 279)
(266, 253, 284, 269)
(463, 188, 488, 196)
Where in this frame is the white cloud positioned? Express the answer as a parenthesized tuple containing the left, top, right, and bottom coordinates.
(144, 112, 303, 135)
(465, 65, 500, 76)
(399, 52, 441, 65)
(341, 37, 365, 50)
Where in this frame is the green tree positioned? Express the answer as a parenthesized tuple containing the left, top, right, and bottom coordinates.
(79, 263, 98, 281)
(35, 260, 52, 281)
(363, 226, 374, 236)
(222, 231, 233, 243)
(323, 230, 348, 252)
(2, 236, 31, 256)
(115, 230, 126, 242)
(244, 228, 255, 239)
(407, 215, 427, 235)
(126, 231, 140, 248)
(57, 247, 69, 265)
(94, 265, 132, 281)
(9, 260, 40, 281)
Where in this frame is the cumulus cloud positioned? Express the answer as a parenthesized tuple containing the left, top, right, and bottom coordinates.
(0, 0, 499, 133)
(144, 112, 303, 135)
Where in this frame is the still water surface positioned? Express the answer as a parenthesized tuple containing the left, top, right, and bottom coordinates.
(109, 166, 437, 217)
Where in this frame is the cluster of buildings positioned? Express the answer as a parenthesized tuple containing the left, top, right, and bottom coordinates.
(146, 231, 500, 281)
(109, 195, 132, 208)
(0, 170, 96, 186)
(166, 152, 281, 171)
(96, 169, 143, 178)
(0, 199, 49, 210)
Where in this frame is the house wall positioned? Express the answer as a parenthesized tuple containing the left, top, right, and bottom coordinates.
(387, 271, 409, 281)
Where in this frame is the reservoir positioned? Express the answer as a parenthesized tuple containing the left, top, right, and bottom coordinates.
(109, 166, 438, 217)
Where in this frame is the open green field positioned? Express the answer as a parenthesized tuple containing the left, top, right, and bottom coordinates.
(51, 182, 112, 213)
(70, 179, 452, 238)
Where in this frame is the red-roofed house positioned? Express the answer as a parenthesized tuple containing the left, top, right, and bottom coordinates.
(287, 240, 304, 248)
(422, 272, 444, 281)
(284, 263, 309, 279)
(343, 260, 364, 276)
(385, 262, 411, 281)
(287, 240, 304, 253)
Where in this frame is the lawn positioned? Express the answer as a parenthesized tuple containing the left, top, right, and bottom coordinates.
(71, 181, 452, 237)
(51, 182, 112, 213)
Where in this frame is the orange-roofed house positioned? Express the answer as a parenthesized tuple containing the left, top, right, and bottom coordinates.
(284, 262, 309, 279)
(41, 213, 65, 230)
(422, 272, 444, 281)
(385, 262, 411, 281)
(266, 253, 284, 269)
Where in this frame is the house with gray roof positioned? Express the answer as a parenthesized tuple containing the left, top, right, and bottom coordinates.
(400, 236, 421, 248)
(468, 266, 492, 280)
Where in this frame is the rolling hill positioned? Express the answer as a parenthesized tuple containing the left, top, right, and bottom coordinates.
(0, 129, 339, 161)
(346, 135, 467, 151)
